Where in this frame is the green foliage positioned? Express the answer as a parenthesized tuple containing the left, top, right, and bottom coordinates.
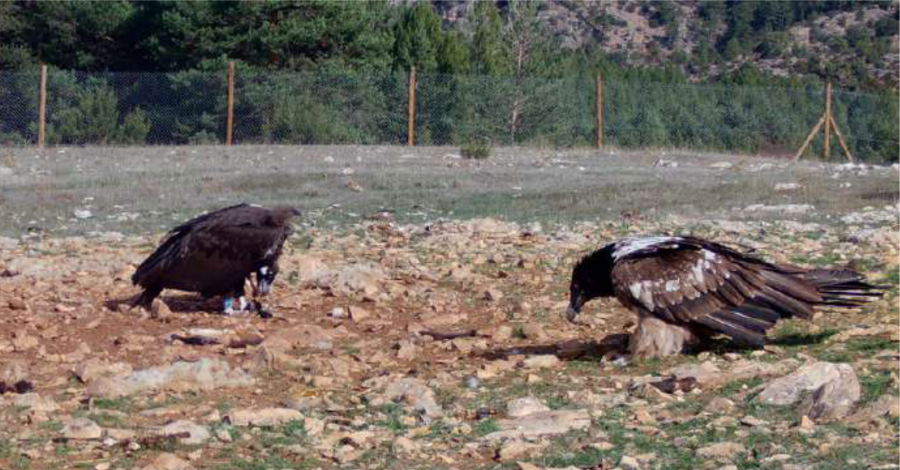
(46, 74, 151, 145)
(460, 140, 491, 160)
(0, 1, 895, 160)
(473, 418, 499, 437)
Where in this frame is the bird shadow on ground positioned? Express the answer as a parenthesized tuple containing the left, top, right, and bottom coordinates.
(103, 294, 222, 314)
(768, 330, 838, 347)
(158, 294, 223, 313)
(477, 333, 630, 362)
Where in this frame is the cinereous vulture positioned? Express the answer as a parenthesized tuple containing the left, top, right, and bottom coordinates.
(131, 204, 300, 317)
(567, 236, 884, 358)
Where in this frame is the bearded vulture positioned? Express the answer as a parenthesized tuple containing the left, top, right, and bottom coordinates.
(567, 236, 884, 358)
(131, 204, 300, 316)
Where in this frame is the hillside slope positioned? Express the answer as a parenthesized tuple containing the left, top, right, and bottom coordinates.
(430, 0, 900, 88)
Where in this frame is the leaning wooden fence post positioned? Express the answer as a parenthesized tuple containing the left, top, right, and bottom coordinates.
(407, 66, 416, 147)
(38, 64, 47, 148)
(596, 73, 603, 148)
(823, 82, 832, 159)
(793, 82, 855, 163)
(225, 61, 235, 145)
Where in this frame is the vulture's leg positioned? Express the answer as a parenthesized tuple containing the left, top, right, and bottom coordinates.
(223, 284, 248, 315)
(628, 314, 699, 359)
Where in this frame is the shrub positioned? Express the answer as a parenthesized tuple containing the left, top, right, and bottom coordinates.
(461, 140, 491, 159)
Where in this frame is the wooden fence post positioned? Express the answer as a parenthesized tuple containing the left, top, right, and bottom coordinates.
(226, 61, 235, 145)
(407, 66, 416, 147)
(794, 82, 854, 163)
(596, 73, 603, 148)
(823, 82, 831, 159)
(38, 64, 47, 148)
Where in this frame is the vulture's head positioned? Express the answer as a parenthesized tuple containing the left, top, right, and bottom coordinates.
(256, 264, 278, 295)
(566, 244, 616, 322)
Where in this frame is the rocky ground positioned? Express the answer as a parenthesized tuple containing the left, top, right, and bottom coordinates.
(0, 210, 897, 470)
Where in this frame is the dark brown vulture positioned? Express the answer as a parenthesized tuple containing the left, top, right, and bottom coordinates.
(567, 236, 884, 358)
(131, 204, 300, 317)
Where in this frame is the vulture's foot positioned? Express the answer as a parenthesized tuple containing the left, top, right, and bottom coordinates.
(247, 299, 273, 319)
(223, 296, 250, 316)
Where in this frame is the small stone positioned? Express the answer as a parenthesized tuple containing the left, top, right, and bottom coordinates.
(482, 288, 503, 301)
(799, 415, 815, 430)
(520, 323, 548, 341)
(215, 428, 233, 442)
(496, 440, 544, 461)
(590, 441, 615, 451)
(741, 416, 768, 427)
(522, 355, 560, 369)
(619, 455, 641, 469)
(348, 306, 370, 322)
(705, 397, 735, 414)
(226, 408, 303, 427)
(12, 334, 38, 351)
(633, 409, 656, 425)
(492, 325, 513, 342)
(507, 397, 550, 418)
(157, 420, 210, 445)
(61, 418, 103, 440)
(482, 409, 590, 441)
(396, 340, 418, 360)
(330, 307, 347, 319)
(464, 376, 480, 390)
(697, 442, 746, 459)
(393, 436, 417, 455)
(140, 452, 194, 470)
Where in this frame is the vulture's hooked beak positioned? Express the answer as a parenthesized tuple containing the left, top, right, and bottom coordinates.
(255, 266, 274, 296)
(566, 292, 585, 323)
(257, 277, 272, 296)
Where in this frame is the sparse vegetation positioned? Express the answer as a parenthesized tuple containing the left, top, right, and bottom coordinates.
(460, 140, 492, 160)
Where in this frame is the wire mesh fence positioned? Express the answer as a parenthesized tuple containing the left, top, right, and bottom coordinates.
(0, 67, 897, 163)
(0, 144, 897, 238)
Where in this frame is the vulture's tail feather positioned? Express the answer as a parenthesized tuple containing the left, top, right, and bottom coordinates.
(695, 313, 767, 346)
(803, 269, 887, 307)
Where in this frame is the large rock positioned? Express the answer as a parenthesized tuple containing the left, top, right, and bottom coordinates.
(373, 378, 443, 418)
(756, 362, 857, 407)
(226, 408, 303, 427)
(87, 358, 255, 398)
(0, 360, 29, 385)
(74, 359, 133, 383)
(12, 393, 59, 413)
(847, 394, 900, 424)
(0, 236, 19, 250)
(802, 368, 861, 421)
(482, 409, 591, 441)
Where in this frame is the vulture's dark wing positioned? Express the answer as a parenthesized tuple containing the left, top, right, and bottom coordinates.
(609, 237, 821, 345)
